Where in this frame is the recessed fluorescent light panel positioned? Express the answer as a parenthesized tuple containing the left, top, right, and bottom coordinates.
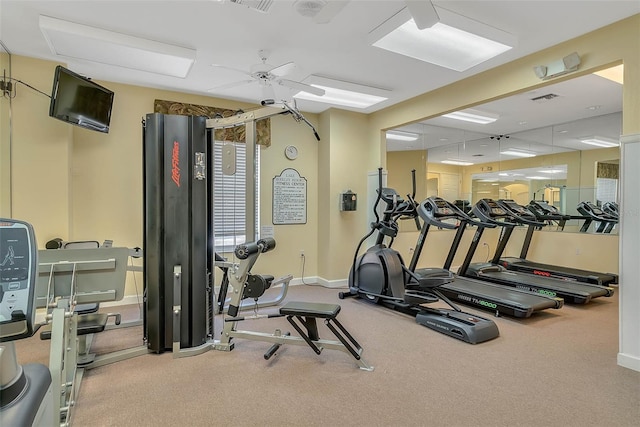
(369, 7, 515, 71)
(442, 159, 474, 166)
(579, 136, 619, 148)
(39, 15, 196, 78)
(294, 75, 389, 109)
(500, 149, 536, 158)
(387, 130, 419, 141)
(442, 109, 499, 124)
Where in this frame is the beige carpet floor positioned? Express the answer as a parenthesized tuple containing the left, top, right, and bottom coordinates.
(12, 283, 640, 427)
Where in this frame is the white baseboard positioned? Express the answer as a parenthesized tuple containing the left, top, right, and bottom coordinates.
(110, 276, 349, 308)
(617, 352, 640, 372)
(102, 295, 144, 308)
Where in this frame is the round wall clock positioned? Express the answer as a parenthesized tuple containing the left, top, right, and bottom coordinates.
(284, 145, 299, 160)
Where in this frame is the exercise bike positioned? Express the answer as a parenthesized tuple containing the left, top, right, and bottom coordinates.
(339, 169, 499, 344)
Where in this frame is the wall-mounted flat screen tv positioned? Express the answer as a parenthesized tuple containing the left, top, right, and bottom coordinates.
(49, 66, 114, 133)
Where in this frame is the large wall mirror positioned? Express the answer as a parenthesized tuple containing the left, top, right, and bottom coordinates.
(387, 65, 623, 234)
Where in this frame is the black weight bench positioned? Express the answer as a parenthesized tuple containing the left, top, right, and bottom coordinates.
(276, 301, 366, 363)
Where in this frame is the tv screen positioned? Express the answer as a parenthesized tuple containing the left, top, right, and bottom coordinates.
(49, 66, 114, 133)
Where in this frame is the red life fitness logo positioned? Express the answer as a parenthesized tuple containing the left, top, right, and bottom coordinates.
(533, 270, 551, 277)
(171, 141, 180, 187)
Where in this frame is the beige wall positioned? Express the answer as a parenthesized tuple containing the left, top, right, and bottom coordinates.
(7, 56, 72, 242)
(3, 15, 637, 296)
(6, 55, 321, 295)
(318, 108, 375, 281)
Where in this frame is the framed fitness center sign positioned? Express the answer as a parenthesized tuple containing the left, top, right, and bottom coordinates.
(272, 168, 307, 225)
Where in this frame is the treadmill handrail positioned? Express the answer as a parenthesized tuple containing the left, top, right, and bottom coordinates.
(576, 201, 618, 222)
(496, 199, 547, 227)
(420, 197, 494, 229)
(471, 199, 520, 228)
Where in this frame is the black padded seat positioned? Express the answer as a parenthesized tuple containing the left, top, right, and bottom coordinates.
(279, 301, 340, 318)
(278, 301, 364, 361)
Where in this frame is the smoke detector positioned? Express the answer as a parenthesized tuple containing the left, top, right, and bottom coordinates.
(294, 0, 327, 18)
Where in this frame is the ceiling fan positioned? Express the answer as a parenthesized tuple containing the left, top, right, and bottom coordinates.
(209, 50, 325, 100)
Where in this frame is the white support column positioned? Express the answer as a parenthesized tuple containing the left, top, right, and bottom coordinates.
(618, 133, 640, 371)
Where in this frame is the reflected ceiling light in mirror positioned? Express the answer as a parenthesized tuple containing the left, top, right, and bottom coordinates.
(442, 109, 499, 124)
(538, 169, 564, 174)
(499, 148, 536, 158)
(442, 159, 474, 166)
(579, 136, 619, 147)
(387, 130, 419, 141)
(368, 7, 515, 72)
(525, 176, 549, 180)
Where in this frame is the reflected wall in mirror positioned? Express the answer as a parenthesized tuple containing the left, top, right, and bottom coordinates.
(386, 65, 623, 234)
(0, 42, 11, 217)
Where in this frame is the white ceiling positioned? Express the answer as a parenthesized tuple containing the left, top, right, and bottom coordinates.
(1, 0, 638, 118)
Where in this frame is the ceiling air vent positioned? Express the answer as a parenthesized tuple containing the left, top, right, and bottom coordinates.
(530, 93, 560, 102)
(229, 0, 274, 13)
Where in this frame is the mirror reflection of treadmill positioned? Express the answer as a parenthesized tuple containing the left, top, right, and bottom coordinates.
(496, 200, 618, 286)
(460, 199, 614, 304)
(411, 197, 563, 318)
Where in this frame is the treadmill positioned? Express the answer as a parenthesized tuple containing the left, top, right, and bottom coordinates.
(576, 201, 618, 233)
(408, 197, 563, 318)
(460, 199, 614, 304)
(527, 199, 590, 231)
(497, 199, 618, 286)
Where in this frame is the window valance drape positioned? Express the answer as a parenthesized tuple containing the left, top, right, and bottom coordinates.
(154, 99, 271, 147)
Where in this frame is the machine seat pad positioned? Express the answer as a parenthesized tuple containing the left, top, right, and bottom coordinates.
(280, 301, 340, 319)
(40, 313, 110, 340)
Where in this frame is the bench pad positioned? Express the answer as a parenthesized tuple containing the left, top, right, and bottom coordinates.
(280, 301, 340, 318)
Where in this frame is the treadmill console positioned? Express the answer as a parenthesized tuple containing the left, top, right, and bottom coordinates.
(0, 219, 38, 342)
(500, 199, 527, 214)
(479, 199, 507, 216)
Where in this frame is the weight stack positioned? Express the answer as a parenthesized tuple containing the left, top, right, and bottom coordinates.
(143, 113, 209, 353)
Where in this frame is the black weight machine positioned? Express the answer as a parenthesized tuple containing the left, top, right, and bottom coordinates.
(340, 169, 499, 344)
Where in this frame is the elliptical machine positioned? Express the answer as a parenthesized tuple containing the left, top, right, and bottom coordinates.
(339, 169, 499, 344)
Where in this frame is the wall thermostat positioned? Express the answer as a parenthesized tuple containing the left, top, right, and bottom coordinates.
(284, 145, 298, 160)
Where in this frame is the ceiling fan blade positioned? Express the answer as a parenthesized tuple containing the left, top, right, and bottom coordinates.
(211, 64, 252, 77)
(208, 79, 255, 92)
(269, 61, 297, 77)
(278, 79, 325, 97)
(313, 1, 349, 24)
